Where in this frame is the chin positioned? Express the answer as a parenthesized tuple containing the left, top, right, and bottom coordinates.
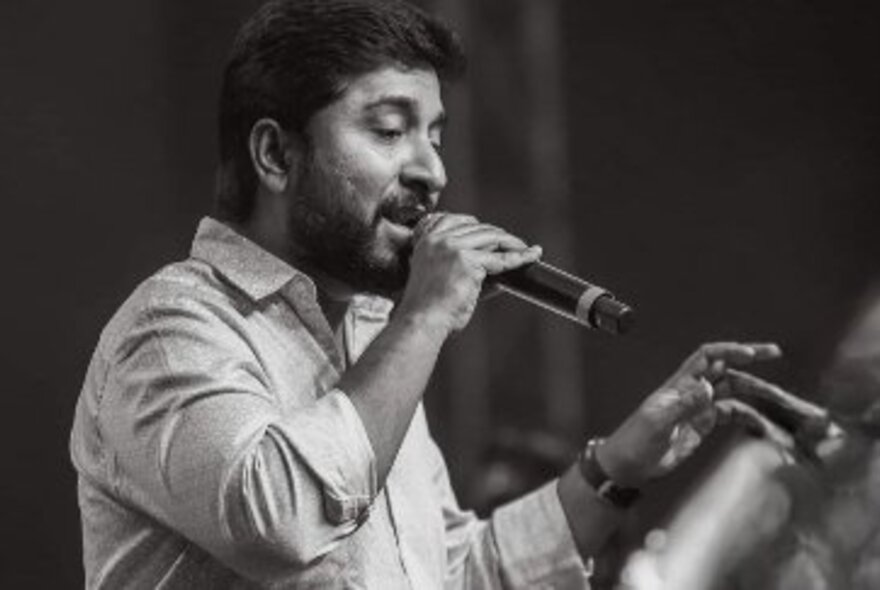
(351, 248, 409, 298)
(377, 221, 414, 252)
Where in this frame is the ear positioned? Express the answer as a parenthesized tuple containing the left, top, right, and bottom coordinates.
(248, 118, 298, 194)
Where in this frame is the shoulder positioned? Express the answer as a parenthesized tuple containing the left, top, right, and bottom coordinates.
(97, 258, 255, 363)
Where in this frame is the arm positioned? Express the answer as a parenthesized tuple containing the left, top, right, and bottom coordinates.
(341, 213, 542, 485)
(427, 341, 795, 586)
(558, 342, 789, 563)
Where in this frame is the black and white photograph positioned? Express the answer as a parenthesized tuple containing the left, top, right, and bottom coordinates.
(2, 0, 879, 587)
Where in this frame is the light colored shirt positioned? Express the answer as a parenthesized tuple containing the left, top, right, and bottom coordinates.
(70, 217, 589, 589)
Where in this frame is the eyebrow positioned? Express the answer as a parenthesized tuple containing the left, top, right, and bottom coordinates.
(363, 95, 447, 128)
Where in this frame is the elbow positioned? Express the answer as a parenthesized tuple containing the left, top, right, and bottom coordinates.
(219, 435, 350, 571)
(224, 517, 336, 572)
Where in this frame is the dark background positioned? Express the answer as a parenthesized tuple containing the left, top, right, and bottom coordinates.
(1, 0, 878, 585)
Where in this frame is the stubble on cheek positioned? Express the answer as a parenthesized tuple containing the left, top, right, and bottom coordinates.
(325, 144, 385, 224)
(292, 136, 409, 295)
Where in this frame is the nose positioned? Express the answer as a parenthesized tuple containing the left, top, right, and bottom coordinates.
(400, 138, 447, 198)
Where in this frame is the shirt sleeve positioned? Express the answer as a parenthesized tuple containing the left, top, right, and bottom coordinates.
(98, 290, 377, 582)
(425, 436, 592, 589)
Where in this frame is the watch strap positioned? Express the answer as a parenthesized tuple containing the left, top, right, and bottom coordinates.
(578, 437, 641, 509)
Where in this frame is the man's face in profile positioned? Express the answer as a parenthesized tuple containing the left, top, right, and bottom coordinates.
(286, 66, 448, 296)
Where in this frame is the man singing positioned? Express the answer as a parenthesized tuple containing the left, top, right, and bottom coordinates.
(70, 0, 789, 587)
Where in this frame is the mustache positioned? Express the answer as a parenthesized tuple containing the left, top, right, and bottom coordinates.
(377, 192, 435, 228)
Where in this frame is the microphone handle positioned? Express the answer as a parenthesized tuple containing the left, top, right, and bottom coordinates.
(491, 261, 635, 335)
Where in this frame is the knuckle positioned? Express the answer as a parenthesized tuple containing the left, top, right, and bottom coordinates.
(451, 246, 469, 264)
(436, 238, 456, 255)
(452, 214, 477, 226)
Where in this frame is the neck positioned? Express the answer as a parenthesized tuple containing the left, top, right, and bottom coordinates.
(317, 289, 351, 333)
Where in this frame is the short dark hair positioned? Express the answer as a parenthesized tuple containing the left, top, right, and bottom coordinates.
(214, 0, 466, 222)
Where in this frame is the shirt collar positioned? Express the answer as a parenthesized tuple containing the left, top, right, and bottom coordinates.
(189, 217, 394, 319)
(190, 216, 308, 301)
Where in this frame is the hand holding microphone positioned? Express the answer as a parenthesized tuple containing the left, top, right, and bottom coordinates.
(397, 212, 543, 336)
(411, 211, 636, 335)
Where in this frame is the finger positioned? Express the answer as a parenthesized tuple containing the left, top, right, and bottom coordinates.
(721, 369, 829, 435)
(688, 342, 783, 379)
(715, 399, 796, 451)
(412, 212, 442, 240)
(690, 405, 718, 437)
(416, 213, 477, 239)
(469, 246, 543, 275)
(700, 342, 782, 362)
(446, 225, 530, 252)
(722, 369, 824, 416)
(706, 359, 727, 384)
(699, 342, 760, 365)
(741, 343, 783, 361)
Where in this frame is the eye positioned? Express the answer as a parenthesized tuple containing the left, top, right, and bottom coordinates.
(373, 127, 404, 142)
(429, 128, 443, 152)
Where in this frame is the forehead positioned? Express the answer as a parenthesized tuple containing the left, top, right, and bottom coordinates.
(329, 66, 444, 120)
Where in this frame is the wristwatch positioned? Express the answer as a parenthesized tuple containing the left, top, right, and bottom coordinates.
(578, 437, 641, 509)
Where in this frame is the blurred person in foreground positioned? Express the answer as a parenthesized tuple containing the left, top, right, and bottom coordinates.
(69, 1, 796, 587)
(621, 286, 880, 590)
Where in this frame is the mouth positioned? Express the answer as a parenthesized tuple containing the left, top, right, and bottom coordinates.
(381, 202, 429, 231)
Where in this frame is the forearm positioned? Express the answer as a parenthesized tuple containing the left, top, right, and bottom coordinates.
(341, 212, 541, 484)
(339, 308, 448, 484)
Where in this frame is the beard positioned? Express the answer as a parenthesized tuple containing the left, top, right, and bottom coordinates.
(286, 150, 423, 298)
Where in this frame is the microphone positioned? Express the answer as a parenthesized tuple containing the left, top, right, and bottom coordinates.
(490, 261, 635, 335)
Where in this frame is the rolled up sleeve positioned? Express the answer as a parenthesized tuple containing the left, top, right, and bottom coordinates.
(492, 483, 592, 588)
(266, 388, 377, 525)
(428, 435, 591, 589)
(99, 292, 377, 581)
